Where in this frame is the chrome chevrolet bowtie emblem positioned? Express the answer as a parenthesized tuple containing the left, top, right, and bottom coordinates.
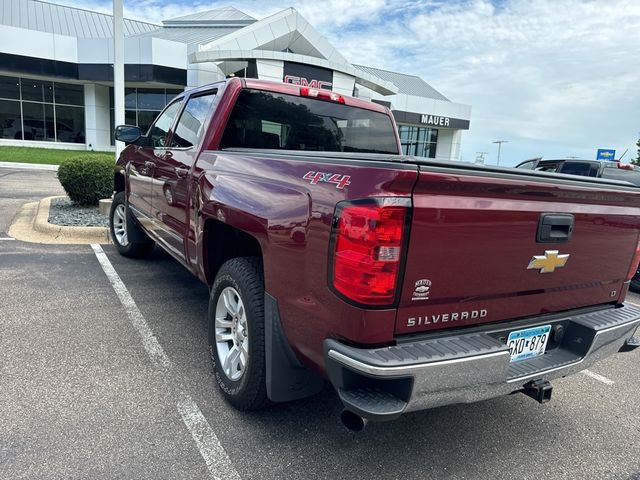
(527, 250, 569, 273)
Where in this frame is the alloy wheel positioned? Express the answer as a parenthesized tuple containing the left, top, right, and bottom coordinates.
(112, 204, 129, 246)
(215, 286, 249, 381)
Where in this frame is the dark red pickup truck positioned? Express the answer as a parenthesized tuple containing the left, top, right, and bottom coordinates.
(111, 78, 640, 430)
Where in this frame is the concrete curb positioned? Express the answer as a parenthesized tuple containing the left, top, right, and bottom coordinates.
(9, 196, 110, 244)
(0, 161, 59, 171)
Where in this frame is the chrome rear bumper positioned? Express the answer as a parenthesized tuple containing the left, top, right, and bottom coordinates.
(324, 304, 640, 421)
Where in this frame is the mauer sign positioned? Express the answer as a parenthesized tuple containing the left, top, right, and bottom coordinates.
(283, 62, 333, 90)
(421, 114, 451, 127)
(392, 110, 470, 130)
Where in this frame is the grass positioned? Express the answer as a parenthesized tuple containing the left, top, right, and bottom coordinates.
(0, 146, 114, 165)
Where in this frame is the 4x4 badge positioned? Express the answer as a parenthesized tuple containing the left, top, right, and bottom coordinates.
(527, 250, 569, 273)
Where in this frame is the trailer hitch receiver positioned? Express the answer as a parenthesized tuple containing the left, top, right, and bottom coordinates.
(523, 379, 553, 404)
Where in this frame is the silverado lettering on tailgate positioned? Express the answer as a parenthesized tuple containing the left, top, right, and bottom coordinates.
(407, 309, 488, 327)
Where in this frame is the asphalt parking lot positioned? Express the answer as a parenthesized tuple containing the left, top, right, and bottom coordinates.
(1, 167, 639, 480)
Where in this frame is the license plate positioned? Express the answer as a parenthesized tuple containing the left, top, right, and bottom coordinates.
(507, 325, 551, 362)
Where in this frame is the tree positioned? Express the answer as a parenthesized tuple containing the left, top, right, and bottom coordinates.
(633, 136, 640, 166)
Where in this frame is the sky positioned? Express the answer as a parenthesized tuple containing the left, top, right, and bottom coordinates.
(59, 0, 640, 166)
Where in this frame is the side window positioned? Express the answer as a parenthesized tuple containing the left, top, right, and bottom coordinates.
(516, 160, 536, 170)
(148, 100, 182, 148)
(170, 91, 217, 149)
(535, 162, 561, 173)
(559, 162, 598, 177)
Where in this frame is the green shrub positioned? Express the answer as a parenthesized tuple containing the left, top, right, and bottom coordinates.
(57, 154, 115, 205)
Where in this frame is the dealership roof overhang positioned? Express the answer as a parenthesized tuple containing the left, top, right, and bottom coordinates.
(190, 50, 398, 96)
(188, 8, 398, 96)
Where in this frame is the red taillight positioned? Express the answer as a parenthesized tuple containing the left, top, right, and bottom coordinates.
(617, 163, 633, 170)
(626, 236, 640, 280)
(300, 87, 345, 104)
(330, 199, 409, 306)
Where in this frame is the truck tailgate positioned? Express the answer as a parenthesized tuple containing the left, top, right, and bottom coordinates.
(396, 167, 640, 335)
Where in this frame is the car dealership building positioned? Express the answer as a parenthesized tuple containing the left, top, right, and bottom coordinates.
(0, 0, 472, 160)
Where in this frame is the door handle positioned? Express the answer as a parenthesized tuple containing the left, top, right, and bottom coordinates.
(144, 161, 155, 168)
(537, 213, 574, 243)
(175, 167, 189, 178)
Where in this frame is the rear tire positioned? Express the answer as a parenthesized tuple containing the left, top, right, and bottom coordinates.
(208, 257, 268, 410)
(109, 191, 154, 258)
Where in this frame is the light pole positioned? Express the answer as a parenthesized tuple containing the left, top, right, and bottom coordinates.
(113, 0, 125, 158)
(492, 140, 509, 166)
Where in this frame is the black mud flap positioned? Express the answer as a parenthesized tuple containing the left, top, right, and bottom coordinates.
(264, 294, 324, 402)
(124, 200, 150, 244)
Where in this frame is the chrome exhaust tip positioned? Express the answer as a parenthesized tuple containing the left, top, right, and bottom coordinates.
(340, 409, 368, 432)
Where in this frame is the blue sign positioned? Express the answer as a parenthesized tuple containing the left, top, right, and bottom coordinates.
(597, 149, 616, 161)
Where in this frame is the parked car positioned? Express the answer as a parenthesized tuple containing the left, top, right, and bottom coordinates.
(516, 158, 640, 292)
(515, 158, 640, 186)
(110, 78, 640, 430)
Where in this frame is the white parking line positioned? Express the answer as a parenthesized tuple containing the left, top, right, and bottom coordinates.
(90, 244, 241, 480)
(581, 369, 615, 385)
(91, 244, 171, 369)
(177, 392, 242, 480)
(0, 237, 15, 240)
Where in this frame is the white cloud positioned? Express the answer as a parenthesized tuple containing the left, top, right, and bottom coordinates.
(55, 0, 640, 164)
(325, 0, 640, 164)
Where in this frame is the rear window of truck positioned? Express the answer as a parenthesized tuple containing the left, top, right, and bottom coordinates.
(220, 89, 399, 154)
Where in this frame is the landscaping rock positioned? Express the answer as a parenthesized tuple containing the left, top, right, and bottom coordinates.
(48, 197, 109, 227)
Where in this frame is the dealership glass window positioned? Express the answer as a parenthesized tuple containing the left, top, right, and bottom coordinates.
(137, 110, 161, 134)
(22, 102, 55, 141)
(0, 76, 20, 100)
(137, 88, 166, 110)
(166, 89, 183, 105)
(125, 88, 137, 109)
(0, 100, 22, 139)
(55, 105, 85, 143)
(21, 79, 54, 103)
(0, 75, 85, 143)
(125, 110, 136, 126)
(54, 83, 84, 106)
(398, 125, 438, 158)
(110, 87, 184, 143)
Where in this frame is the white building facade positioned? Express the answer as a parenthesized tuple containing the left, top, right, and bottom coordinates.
(0, 0, 471, 160)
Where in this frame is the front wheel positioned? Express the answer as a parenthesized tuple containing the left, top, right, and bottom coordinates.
(109, 191, 154, 258)
(208, 257, 268, 410)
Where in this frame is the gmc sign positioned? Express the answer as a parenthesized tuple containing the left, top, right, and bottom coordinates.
(283, 75, 332, 90)
(283, 62, 333, 91)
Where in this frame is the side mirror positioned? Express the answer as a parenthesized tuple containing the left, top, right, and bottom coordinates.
(115, 125, 142, 145)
